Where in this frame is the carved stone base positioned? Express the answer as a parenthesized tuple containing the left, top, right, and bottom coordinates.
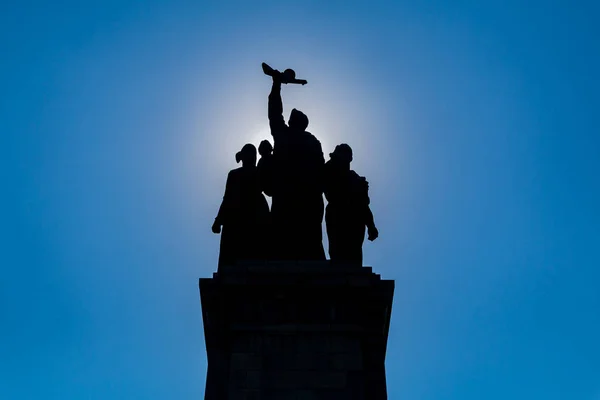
(199, 262, 394, 399)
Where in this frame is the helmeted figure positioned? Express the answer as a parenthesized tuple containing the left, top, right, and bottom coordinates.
(212, 144, 270, 268)
(324, 144, 379, 266)
(266, 70, 326, 261)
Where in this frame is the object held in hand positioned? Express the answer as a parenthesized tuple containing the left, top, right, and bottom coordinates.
(262, 62, 307, 85)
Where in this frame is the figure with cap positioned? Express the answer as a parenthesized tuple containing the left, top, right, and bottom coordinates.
(324, 144, 379, 266)
(265, 65, 326, 261)
(212, 144, 270, 269)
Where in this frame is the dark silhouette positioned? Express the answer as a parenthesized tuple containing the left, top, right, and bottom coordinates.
(212, 144, 270, 268)
(263, 64, 326, 261)
(257, 139, 274, 197)
(262, 62, 307, 85)
(324, 144, 378, 265)
(201, 65, 393, 400)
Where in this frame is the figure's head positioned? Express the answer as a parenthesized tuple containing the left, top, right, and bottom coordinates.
(288, 108, 309, 131)
(236, 143, 257, 167)
(330, 144, 353, 167)
(282, 69, 296, 82)
(258, 140, 273, 157)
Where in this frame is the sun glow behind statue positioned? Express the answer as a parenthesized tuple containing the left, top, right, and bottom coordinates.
(171, 52, 405, 252)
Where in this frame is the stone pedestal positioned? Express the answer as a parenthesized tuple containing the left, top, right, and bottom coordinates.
(199, 262, 394, 399)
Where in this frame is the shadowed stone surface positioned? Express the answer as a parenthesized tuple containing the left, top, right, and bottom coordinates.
(199, 262, 394, 399)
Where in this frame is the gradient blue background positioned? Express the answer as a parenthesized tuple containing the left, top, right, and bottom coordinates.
(1, 1, 599, 399)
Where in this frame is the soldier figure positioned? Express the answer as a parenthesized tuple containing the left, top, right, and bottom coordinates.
(265, 66, 326, 260)
(324, 144, 378, 265)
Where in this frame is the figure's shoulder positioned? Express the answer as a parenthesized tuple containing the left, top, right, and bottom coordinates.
(351, 170, 369, 189)
(304, 132, 323, 156)
(302, 130, 320, 143)
(228, 167, 244, 178)
(349, 170, 362, 180)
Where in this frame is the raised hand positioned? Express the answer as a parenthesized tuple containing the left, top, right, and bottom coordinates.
(262, 63, 281, 82)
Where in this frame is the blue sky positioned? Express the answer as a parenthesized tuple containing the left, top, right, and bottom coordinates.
(1, 1, 599, 399)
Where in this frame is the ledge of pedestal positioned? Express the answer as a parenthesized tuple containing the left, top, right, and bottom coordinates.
(200, 261, 393, 353)
(206, 261, 386, 286)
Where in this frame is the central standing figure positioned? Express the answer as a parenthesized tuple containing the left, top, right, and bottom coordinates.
(265, 68, 326, 260)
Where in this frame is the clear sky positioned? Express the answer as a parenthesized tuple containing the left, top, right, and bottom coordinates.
(1, 1, 599, 399)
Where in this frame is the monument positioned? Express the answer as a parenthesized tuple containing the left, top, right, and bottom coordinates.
(200, 63, 394, 399)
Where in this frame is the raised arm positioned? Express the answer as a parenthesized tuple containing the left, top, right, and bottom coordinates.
(268, 81, 286, 134)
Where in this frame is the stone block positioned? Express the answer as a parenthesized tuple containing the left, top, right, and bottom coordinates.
(244, 371, 261, 389)
(295, 390, 319, 400)
(314, 372, 347, 389)
(330, 336, 360, 354)
(346, 275, 371, 286)
(230, 370, 246, 388)
(237, 390, 260, 400)
(230, 353, 262, 371)
(261, 389, 299, 400)
(329, 353, 363, 371)
(295, 350, 318, 370)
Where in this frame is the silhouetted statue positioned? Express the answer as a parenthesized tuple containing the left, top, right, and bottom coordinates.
(262, 63, 307, 85)
(324, 144, 379, 265)
(212, 144, 270, 268)
(257, 139, 274, 197)
(263, 63, 326, 260)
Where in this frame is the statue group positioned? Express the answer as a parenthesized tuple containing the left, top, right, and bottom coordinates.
(212, 63, 379, 268)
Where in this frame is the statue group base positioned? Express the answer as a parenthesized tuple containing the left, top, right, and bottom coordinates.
(199, 262, 394, 399)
